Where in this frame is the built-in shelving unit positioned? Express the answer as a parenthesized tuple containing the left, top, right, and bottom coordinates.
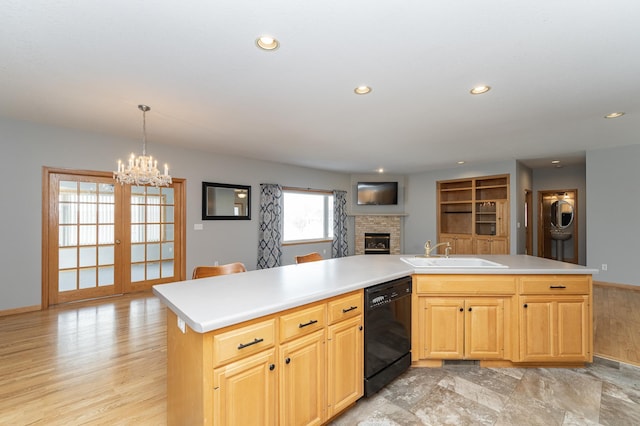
(437, 174, 509, 254)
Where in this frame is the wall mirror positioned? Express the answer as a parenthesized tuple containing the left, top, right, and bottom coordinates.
(550, 199, 574, 228)
(202, 182, 251, 220)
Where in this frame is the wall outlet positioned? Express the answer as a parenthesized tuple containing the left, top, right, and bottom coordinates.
(602, 264, 608, 271)
(194, 223, 203, 230)
(177, 317, 186, 334)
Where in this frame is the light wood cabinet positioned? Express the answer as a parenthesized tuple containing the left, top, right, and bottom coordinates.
(414, 275, 515, 362)
(439, 234, 473, 255)
(518, 276, 592, 362)
(474, 236, 508, 255)
(213, 348, 277, 426)
(417, 297, 505, 360)
(166, 291, 363, 426)
(279, 330, 325, 425)
(412, 274, 593, 367)
(437, 174, 509, 254)
(327, 315, 363, 418)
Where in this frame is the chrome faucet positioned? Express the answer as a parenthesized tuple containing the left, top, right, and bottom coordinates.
(424, 240, 451, 257)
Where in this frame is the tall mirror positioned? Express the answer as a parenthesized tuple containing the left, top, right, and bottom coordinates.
(202, 182, 251, 220)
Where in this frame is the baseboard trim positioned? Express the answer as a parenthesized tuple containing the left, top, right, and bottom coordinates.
(593, 280, 640, 291)
(0, 304, 41, 317)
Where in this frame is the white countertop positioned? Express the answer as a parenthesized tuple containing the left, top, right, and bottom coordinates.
(152, 254, 597, 334)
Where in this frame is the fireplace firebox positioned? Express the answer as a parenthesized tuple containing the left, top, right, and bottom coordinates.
(364, 233, 391, 255)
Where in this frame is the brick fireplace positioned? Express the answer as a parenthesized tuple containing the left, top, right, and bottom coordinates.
(355, 215, 402, 255)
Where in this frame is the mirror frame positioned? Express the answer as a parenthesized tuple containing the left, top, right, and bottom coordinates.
(202, 182, 251, 220)
(550, 199, 574, 229)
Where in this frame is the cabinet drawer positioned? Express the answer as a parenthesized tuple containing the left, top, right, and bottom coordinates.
(280, 304, 326, 342)
(328, 291, 363, 324)
(519, 276, 591, 295)
(415, 275, 516, 295)
(213, 319, 276, 366)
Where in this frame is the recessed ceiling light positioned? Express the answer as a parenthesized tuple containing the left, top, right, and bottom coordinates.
(604, 112, 625, 119)
(377, 168, 384, 173)
(551, 160, 560, 164)
(457, 161, 466, 165)
(354, 86, 372, 95)
(470, 85, 491, 95)
(256, 36, 279, 51)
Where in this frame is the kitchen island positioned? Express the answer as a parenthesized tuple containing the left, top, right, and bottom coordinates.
(153, 254, 597, 425)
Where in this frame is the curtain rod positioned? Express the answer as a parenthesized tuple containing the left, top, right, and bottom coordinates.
(283, 185, 333, 194)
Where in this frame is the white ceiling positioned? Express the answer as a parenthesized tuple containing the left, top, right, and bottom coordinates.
(2, 1, 639, 174)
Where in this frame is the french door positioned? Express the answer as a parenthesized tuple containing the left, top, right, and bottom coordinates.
(43, 168, 185, 306)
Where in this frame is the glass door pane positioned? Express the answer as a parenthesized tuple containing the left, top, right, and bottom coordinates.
(54, 177, 118, 303)
(129, 186, 175, 284)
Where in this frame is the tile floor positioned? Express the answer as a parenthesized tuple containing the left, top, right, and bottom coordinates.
(330, 358, 640, 426)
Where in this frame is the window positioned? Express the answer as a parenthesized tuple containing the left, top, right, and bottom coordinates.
(283, 189, 333, 243)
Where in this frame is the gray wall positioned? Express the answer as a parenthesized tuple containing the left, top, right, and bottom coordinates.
(404, 161, 519, 256)
(0, 117, 352, 311)
(531, 163, 587, 265)
(586, 144, 640, 286)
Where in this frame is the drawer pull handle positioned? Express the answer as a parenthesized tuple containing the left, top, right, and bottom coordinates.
(299, 319, 318, 328)
(237, 337, 264, 350)
(342, 306, 358, 313)
(550, 285, 567, 289)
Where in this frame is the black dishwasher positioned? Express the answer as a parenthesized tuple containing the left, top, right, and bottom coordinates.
(364, 276, 412, 396)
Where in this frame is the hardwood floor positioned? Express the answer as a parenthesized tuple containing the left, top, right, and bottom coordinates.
(1, 284, 638, 425)
(0, 292, 166, 425)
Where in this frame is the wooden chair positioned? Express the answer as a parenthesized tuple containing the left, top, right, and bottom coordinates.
(294, 252, 323, 264)
(192, 262, 247, 279)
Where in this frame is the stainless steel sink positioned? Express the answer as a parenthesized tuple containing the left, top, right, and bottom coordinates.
(401, 257, 508, 268)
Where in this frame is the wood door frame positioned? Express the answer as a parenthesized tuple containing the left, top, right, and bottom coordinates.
(42, 167, 187, 309)
(536, 188, 578, 264)
(525, 189, 533, 255)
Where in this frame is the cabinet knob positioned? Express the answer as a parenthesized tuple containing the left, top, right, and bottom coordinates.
(468, 307, 472, 312)
(285, 357, 291, 364)
(269, 364, 275, 371)
(459, 307, 464, 312)
(359, 325, 363, 331)
(523, 303, 528, 308)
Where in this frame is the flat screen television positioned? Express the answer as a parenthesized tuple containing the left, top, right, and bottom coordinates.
(357, 182, 398, 205)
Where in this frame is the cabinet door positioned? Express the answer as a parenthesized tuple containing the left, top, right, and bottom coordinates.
(519, 296, 589, 362)
(519, 297, 554, 360)
(279, 330, 326, 426)
(327, 315, 363, 418)
(556, 297, 589, 360)
(419, 298, 464, 359)
(474, 237, 508, 255)
(474, 237, 492, 255)
(441, 235, 473, 255)
(464, 299, 504, 359)
(490, 237, 508, 254)
(213, 348, 277, 426)
(455, 236, 474, 254)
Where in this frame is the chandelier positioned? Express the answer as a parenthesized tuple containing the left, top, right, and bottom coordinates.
(114, 104, 172, 187)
